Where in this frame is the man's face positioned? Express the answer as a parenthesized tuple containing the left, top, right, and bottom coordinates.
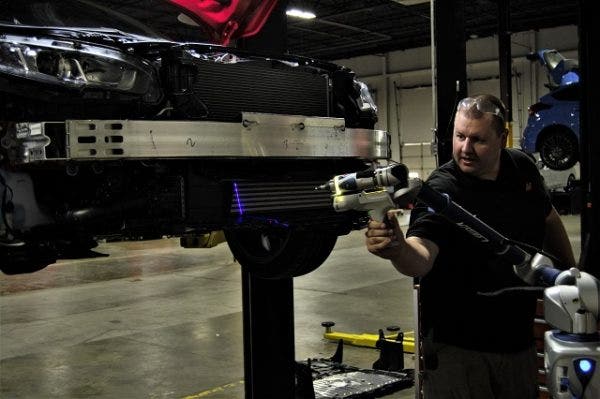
(452, 111, 507, 180)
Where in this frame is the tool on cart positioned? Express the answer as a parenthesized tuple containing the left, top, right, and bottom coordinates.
(296, 339, 414, 399)
(372, 328, 408, 372)
(320, 165, 600, 399)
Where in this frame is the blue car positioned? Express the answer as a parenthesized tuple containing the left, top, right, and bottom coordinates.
(521, 49, 580, 170)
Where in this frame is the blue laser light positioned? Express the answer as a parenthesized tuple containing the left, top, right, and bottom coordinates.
(233, 182, 244, 215)
(576, 359, 594, 375)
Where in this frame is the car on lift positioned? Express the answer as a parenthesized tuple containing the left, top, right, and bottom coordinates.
(521, 49, 580, 170)
(0, 0, 389, 277)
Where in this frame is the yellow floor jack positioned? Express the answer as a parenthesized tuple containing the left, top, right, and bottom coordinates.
(321, 321, 416, 354)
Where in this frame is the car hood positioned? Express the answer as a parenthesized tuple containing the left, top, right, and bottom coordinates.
(0, 21, 341, 74)
(168, 0, 279, 46)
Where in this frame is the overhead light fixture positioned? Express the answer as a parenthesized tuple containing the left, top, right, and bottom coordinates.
(392, 0, 430, 5)
(286, 8, 316, 19)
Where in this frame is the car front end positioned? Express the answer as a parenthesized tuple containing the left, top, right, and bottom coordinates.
(0, 1, 390, 277)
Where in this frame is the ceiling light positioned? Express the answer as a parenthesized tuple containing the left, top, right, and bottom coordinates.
(392, 0, 430, 5)
(286, 8, 316, 19)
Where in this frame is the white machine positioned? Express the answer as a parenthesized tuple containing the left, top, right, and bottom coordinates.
(541, 265, 599, 398)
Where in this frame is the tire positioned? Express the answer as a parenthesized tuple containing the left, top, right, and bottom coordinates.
(0, 242, 56, 275)
(538, 128, 579, 171)
(224, 228, 338, 278)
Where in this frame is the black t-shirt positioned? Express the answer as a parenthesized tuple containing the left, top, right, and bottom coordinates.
(407, 148, 552, 352)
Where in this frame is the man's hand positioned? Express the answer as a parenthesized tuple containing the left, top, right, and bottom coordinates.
(365, 210, 438, 277)
(365, 210, 405, 259)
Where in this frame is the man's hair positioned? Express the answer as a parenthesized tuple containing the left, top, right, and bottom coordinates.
(457, 94, 507, 136)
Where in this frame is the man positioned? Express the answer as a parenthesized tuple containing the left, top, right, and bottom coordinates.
(365, 94, 576, 398)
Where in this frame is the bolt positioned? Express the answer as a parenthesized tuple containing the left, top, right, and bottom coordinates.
(321, 321, 335, 333)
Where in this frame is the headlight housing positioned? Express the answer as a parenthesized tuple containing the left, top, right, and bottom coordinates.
(355, 79, 377, 113)
(0, 34, 161, 102)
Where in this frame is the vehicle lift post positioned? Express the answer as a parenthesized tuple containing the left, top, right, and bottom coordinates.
(241, 271, 296, 398)
(237, 2, 301, 398)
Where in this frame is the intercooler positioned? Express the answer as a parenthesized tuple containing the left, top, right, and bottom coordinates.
(191, 60, 330, 122)
(231, 181, 331, 214)
(228, 180, 360, 230)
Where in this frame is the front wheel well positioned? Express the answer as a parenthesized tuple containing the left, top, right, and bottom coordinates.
(535, 125, 577, 152)
(535, 125, 579, 170)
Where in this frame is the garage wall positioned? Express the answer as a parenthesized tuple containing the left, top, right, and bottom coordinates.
(335, 25, 579, 179)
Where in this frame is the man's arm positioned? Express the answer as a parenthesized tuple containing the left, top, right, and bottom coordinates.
(365, 210, 439, 277)
(543, 207, 577, 269)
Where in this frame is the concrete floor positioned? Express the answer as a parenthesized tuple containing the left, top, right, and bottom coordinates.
(0, 214, 581, 399)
